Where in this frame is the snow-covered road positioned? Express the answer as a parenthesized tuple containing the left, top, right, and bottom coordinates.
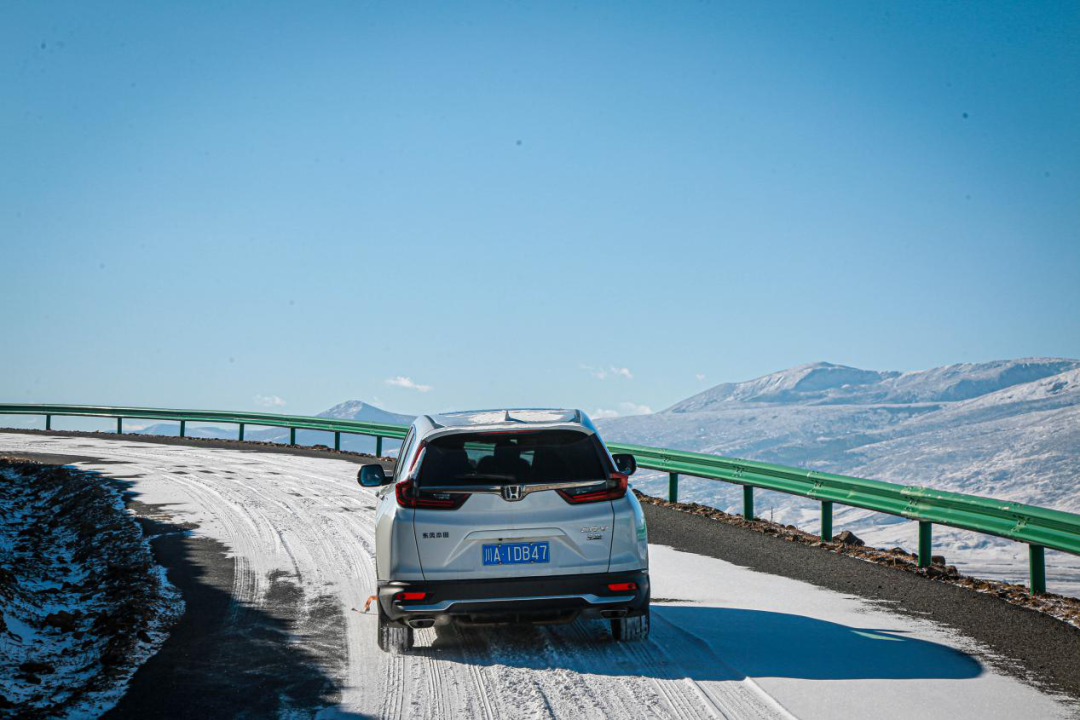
(1, 433, 1073, 719)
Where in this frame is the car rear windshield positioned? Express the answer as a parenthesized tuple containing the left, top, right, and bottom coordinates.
(415, 430, 607, 486)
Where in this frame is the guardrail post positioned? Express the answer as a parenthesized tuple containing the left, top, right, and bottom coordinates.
(334, 431, 340, 451)
(918, 521, 932, 568)
(239, 423, 245, 441)
(116, 417, 123, 434)
(1029, 545, 1046, 595)
(45, 414, 51, 431)
(179, 420, 186, 438)
(743, 485, 754, 519)
(375, 436, 383, 457)
(820, 501, 833, 542)
(668, 473, 679, 503)
(289, 427, 296, 446)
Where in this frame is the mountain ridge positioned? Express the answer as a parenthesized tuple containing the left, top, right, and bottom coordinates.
(668, 357, 1080, 411)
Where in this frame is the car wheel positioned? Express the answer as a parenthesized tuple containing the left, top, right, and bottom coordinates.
(611, 607, 650, 642)
(376, 603, 387, 652)
(378, 603, 413, 654)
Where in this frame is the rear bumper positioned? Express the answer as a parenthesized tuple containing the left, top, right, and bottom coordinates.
(378, 569, 649, 625)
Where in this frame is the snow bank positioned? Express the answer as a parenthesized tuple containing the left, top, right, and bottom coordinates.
(0, 460, 181, 718)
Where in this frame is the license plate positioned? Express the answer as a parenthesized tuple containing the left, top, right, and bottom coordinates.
(482, 542, 550, 566)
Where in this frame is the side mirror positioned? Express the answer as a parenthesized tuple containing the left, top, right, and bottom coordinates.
(612, 453, 637, 476)
(358, 463, 388, 487)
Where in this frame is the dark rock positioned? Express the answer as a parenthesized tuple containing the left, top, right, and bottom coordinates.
(18, 661, 54, 674)
(101, 647, 128, 666)
(44, 610, 79, 632)
(833, 531, 865, 546)
(932, 554, 946, 566)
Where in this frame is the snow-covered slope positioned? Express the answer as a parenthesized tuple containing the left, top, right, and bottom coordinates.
(136, 400, 415, 454)
(598, 358, 1080, 594)
(672, 359, 1079, 409)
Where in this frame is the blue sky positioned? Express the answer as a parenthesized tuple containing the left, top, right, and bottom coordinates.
(2, 1, 1078, 419)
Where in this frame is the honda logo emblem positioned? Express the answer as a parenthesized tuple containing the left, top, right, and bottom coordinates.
(502, 485, 524, 501)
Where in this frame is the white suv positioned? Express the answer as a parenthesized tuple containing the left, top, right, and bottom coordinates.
(358, 409, 650, 653)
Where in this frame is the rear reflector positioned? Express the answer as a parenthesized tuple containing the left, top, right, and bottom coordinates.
(607, 582, 637, 592)
(394, 591, 427, 602)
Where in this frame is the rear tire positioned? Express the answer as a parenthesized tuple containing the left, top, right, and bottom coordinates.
(377, 602, 413, 654)
(611, 607, 650, 642)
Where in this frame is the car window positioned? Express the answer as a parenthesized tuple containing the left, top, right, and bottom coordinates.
(393, 428, 416, 482)
(416, 430, 606, 486)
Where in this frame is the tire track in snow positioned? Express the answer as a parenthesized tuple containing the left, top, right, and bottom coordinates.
(542, 622, 665, 718)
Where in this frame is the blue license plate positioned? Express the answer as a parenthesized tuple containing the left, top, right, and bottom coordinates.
(482, 542, 550, 566)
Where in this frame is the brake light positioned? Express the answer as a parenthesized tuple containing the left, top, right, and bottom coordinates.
(557, 473, 628, 504)
(395, 478, 470, 510)
(393, 591, 427, 602)
(607, 582, 637, 592)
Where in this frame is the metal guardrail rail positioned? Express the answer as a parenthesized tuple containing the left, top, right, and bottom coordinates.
(605, 442, 1080, 595)
(2, 403, 1077, 595)
(0, 403, 407, 455)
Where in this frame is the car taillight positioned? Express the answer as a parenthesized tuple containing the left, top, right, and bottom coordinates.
(557, 473, 628, 504)
(393, 591, 427, 602)
(607, 582, 637, 592)
(395, 478, 470, 510)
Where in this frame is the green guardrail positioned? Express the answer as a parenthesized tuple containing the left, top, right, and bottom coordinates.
(605, 442, 1080, 595)
(2, 403, 1077, 596)
(0, 404, 407, 456)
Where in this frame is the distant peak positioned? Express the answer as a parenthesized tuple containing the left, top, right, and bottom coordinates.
(318, 399, 377, 418)
(317, 399, 416, 423)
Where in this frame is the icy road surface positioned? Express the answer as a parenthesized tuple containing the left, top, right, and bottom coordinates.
(1, 433, 1072, 720)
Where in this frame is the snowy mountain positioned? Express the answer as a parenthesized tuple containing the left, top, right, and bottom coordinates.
(597, 358, 1080, 595)
(316, 400, 414, 425)
(136, 400, 415, 454)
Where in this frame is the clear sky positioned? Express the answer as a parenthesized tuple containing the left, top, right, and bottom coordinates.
(2, 1, 1078, 419)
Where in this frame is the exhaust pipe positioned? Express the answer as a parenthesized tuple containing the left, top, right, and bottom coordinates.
(600, 609, 627, 619)
(406, 618, 436, 629)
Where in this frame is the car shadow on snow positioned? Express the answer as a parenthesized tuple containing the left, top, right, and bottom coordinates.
(418, 604, 982, 683)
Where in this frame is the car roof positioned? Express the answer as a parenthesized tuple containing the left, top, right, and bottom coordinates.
(412, 408, 597, 441)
